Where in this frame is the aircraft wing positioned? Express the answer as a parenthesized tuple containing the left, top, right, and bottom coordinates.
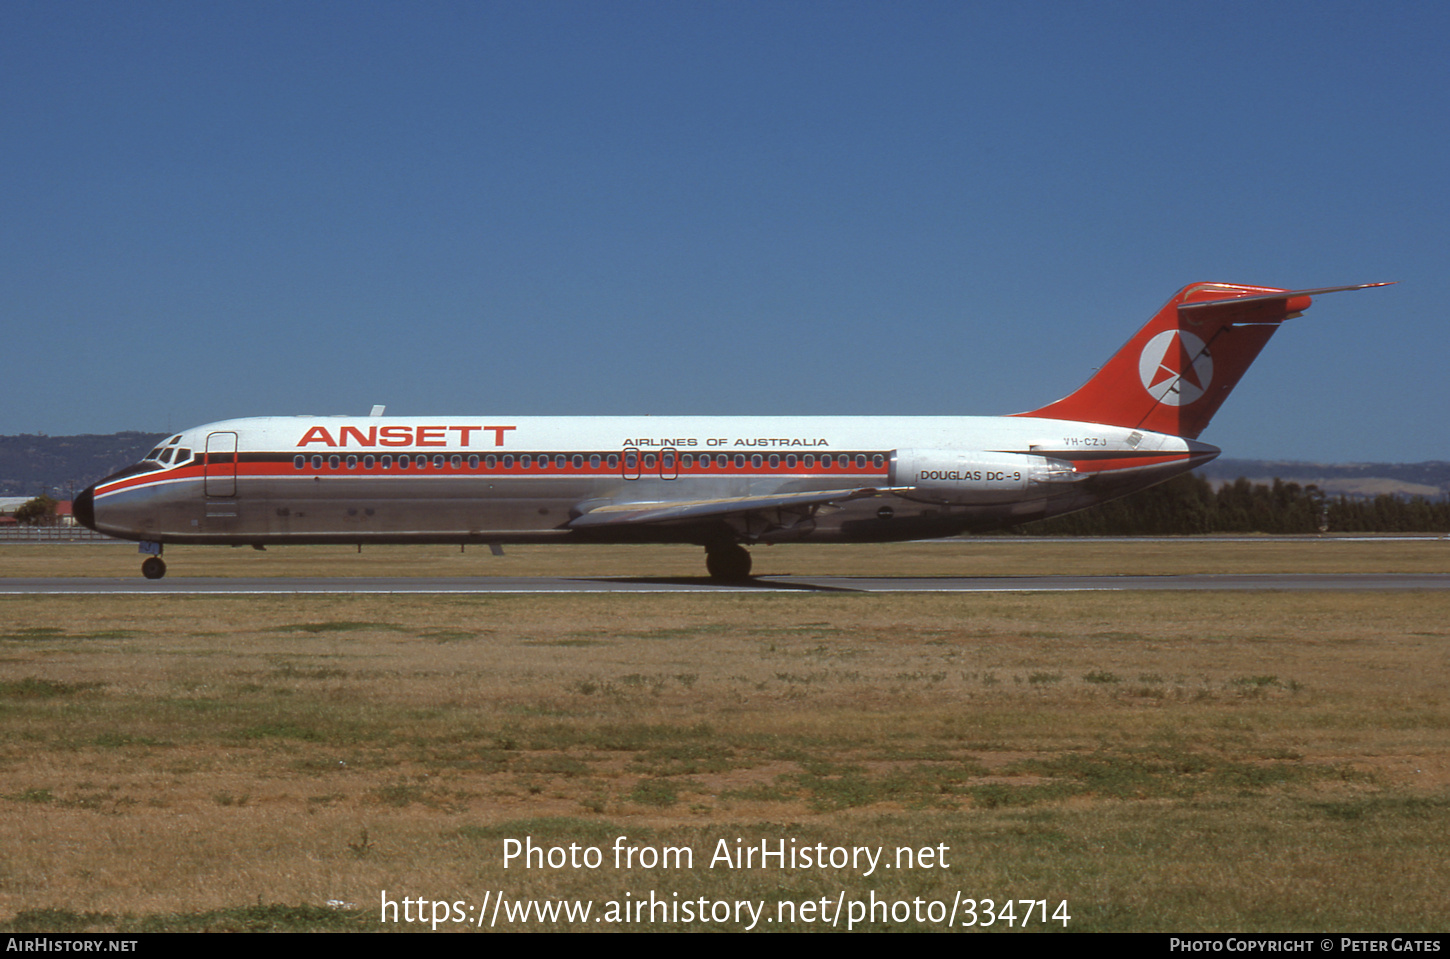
(566, 487, 892, 530)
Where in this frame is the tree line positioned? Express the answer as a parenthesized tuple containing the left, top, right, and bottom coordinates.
(1021, 474, 1450, 535)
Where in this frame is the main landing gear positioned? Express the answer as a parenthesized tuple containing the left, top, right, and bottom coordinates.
(705, 542, 752, 582)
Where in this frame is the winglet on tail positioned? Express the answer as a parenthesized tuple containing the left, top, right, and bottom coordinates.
(1015, 282, 1393, 439)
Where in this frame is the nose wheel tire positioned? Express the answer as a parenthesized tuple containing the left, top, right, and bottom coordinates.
(141, 557, 167, 580)
(705, 543, 751, 581)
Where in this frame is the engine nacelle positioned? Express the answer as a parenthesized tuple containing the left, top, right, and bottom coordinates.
(891, 449, 1081, 505)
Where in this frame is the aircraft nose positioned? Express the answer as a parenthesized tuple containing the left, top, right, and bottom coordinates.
(73, 485, 97, 531)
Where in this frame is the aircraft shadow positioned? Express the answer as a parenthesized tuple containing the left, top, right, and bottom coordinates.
(583, 576, 864, 593)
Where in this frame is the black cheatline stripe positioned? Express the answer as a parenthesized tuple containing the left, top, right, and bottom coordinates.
(252, 450, 892, 470)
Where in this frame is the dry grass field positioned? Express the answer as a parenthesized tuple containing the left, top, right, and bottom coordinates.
(0, 539, 1447, 932)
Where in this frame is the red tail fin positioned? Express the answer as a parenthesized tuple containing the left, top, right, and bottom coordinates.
(1017, 282, 1391, 439)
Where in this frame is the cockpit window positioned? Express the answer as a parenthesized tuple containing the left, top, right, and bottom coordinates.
(174, 448, 190, 464)
(142, 437, 183, 464)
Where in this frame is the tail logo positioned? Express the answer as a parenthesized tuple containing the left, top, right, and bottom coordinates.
(1138, 330, 1212, 406)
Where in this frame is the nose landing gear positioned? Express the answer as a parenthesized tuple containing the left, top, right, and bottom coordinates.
(139, 543, 166, 580)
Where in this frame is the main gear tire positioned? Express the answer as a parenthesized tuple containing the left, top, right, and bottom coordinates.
(705, 544, 752, 582)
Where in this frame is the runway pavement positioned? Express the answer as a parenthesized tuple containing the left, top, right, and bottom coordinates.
(3, 573, 1449, 594)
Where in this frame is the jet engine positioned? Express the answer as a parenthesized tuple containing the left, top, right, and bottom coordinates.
(891, 449, 1081, 504)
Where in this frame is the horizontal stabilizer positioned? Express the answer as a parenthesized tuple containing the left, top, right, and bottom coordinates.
(1178, 282, 1394, 322)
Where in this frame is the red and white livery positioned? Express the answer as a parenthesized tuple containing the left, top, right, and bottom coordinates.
(75, 282, 1390, 580)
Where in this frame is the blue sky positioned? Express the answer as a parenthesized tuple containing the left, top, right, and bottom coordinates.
(3, 1, 1444, 462)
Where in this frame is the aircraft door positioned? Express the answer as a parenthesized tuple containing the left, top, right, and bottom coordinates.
(622, 447, 641, 481)
(204, 432, 238, 497)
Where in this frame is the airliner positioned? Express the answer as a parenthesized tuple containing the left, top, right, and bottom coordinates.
(75, 281, 1389, 580)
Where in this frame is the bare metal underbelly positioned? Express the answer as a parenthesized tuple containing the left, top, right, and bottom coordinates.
(94, 474, 1045, 545)
(91, 465, 1181, 546)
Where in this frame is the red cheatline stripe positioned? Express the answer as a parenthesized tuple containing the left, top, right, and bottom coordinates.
(95, 455, 892, 495)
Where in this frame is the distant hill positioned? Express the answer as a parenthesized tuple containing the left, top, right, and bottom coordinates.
(0, 432, 167, 497)
(1197, 459, 1450, 500)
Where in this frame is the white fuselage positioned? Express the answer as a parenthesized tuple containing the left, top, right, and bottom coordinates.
(73, 281, 1388, 579)
(79, 414, 1215, 547)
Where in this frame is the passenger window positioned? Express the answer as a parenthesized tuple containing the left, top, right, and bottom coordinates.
(468, 455, 479, 469)
(751, 454, 763, 469)
(399, 454, 411, 468)
(434, 455, 446, 469)
(734, 454, 745, 468)
(572, 454, 583, 469)
(607, 454, 619, 468)
(873, 454, 884, 469)
(451, 455, 462, 468)
(485, 455, 497, 468)
(822, 454, 834, 468)
(381, 455, 393, 469)
(803, 454, 815, 468)
(329, 456, 341, 469)
(346, 455, 358, 469)
(294, 455, 305, 470)
(364, 455, 375, 469)
(589, 454, 600, 469)
(557, 454, 567, 468)
(786, 454, 797, 468)
(312, 455, 323, 469)
(503, 455, 515, 468)
(856, 454, 867, 468)
(625, 453, 637, 468)
(768, 454, 780, 469)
